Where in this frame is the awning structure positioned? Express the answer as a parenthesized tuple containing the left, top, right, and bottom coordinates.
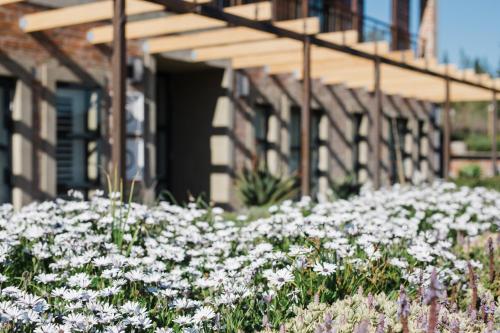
(3, 0, 499, 190)
(8, 0, 498, 102)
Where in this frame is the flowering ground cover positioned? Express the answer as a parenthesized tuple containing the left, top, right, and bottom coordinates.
(0, 182, 498, 332)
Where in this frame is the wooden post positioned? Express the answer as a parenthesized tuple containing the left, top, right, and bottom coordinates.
(300, 0, 311, 196)
(112, 0, 127, 186)
(373, 58, 382, 188)
(443, 78, 451, 180)
(492, 91, 498, 176)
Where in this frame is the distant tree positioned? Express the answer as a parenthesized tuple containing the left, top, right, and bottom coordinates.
(473, 58, 489, 74)
(459, 48, 472, 68)
(442, 51, 449, 64)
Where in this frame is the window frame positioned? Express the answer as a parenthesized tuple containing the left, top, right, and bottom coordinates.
(56, 83, 102, 196)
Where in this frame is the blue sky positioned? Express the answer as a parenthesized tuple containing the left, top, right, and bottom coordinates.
(365, 0, 500, 75)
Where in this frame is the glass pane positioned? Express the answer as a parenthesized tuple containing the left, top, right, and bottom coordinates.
(254, 105, 270, 163)
(310, 111, 322, 194)
(289, 107, 301, 173)
(388, 117, 398, 183)
(56, 87, 99, 194)
(126, 138, 145, 181)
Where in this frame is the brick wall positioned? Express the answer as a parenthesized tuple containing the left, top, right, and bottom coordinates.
(0, 2, 142, 71)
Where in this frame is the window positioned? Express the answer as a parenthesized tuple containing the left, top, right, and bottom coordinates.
(310, 110, 324, 194)
(56, 86, 100, 196)
(289, 107, 301, 174)
(254, 104, 271, 164)
(0, 79, 13, 204)
(388, 117, 408, 183)
(417, 120, 425, 169)
(352, 112, 368, 180)
(289, 107, 323, 193)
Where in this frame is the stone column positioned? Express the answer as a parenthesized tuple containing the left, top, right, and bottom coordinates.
(210, 67, 235, 208)
(142, 54, 157, 204)
(12, 79, 34, 208)
(38, 61, 57, 199)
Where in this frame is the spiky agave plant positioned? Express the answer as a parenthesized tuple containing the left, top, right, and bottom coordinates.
(237, 164, 298, 207)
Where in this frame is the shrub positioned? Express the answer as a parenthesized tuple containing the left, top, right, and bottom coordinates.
(237, 165, 298, 207)
(465, 133, 500, 152)
(329, 174, 362, 200)
(0, 182, 498, 332)
(269, 286, 497, 332)
(458, 164, 482, 178)
(454, 175, 500, 192)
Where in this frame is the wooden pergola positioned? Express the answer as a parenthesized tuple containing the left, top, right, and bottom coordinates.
(4, 0, 499, 193)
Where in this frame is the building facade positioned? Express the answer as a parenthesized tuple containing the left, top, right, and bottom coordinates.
(0, 0, 443, 209)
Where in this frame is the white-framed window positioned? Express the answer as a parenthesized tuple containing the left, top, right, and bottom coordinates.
(56, 86, 100, 196)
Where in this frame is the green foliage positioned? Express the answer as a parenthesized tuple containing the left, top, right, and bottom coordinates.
(268, 289, 495, 333)
(329, 174, 362, 200)
(458, 164, 482, 178)
(465, 133, 500, 152)
(454, 176, 500, 192)
(157, 189, 210, 209)
(237, 165, 298, 207)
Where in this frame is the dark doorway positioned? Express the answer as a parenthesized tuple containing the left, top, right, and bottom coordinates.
(0, 77, 13, 204)
(156, 60, 226, 203)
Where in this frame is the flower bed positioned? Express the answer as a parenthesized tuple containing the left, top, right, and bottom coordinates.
(0, 182, 499, 332)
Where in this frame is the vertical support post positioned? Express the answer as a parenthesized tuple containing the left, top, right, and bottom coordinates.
(443, 78, 451, 180)
(271, 0, 277, 21)
(492, 91, 498, 176)
(351, 0, 364, 42)
(373, 58, 382, 188)
(300, 0, 311, 196)
(112, 0, 127, 186)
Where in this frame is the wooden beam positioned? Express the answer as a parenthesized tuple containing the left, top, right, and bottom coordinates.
(19, 0, 167, 32)
(88, 2, 272, 44)
(89, 14, 225, 44)
(193, 38, 302, 61)
(301, 37, 312, 195)
(492, 92, 498, 176)
(192, 30, 357, 62)
(267, 46, 398, 78)
(351, 41, 390, 54)
(317, 29, 358, 45)
(300, 0, 311, 196)
(232, 41, 388, 71)
(145, 27, 274, 54)
(112, 0, 127, 185)
(373, 59, 382, 188)
(443, 78, 451, 180)
(223, 1, 272, 20)
(144, 17, 319, 54)
(232, 46, 342, 69)
(0, 0, 23, 5)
